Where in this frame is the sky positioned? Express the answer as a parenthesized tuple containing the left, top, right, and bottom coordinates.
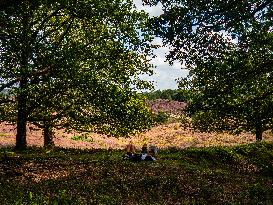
(133, 0, 188, 90)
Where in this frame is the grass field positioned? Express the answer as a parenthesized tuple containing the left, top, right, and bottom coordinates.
(1, 142, 273, 204)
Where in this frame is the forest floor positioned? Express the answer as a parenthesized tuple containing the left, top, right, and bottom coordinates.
(1, 122, 273, 204)
(1, 143, 273, 204)
(1, 122, 273, 150)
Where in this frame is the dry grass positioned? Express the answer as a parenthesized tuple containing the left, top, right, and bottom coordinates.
(1, 122, 273, 149)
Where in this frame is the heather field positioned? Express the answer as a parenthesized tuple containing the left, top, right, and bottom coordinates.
(146, 99, 187, 115)
(1, 122, 273, 150)
(3, 99, 271, 150)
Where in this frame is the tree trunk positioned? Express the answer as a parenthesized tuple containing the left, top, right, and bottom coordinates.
(15, 79, 28, 150)
(255, 125, 263, 141)
(43, 121, 54, 148)
(15, 7, 30, 150)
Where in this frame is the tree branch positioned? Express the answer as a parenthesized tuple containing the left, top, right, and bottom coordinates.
(32, 7, 64, 40)
(0, 79, 19, 92)
(55, 16, 74, 47)
(0, 98, 15, 104)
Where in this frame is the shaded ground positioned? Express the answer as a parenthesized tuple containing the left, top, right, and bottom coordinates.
(1, 122, 273, 204)
(1, 122, 273, 150)
(1, 143, 273, 204)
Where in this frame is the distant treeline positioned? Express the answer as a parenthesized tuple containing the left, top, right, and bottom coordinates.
(141, 89, 186, 102)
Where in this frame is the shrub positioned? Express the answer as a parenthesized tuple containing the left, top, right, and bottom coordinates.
(70, 135, 93, 142)
(152, 111, 169, 125)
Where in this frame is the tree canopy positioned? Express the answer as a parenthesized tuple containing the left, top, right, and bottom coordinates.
(0, 0, 154, 149)
(149, 0, 273, 140)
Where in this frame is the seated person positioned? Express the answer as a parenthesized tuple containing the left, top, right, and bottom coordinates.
(141, 143, 148, 154)
(141, 145, 158, 161)
(123, 143, 158, 162)
(144, 146, 157, 161)
(123, 141, 136, 160)
(149, 145, 158, 155)
(141, 143, 148, 160)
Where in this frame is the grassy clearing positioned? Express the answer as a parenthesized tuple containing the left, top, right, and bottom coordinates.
(1, 142, 273, 204)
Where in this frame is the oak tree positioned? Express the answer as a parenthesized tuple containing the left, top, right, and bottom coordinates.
(0, 0, 154, 149)
(149, 0, 273, 140)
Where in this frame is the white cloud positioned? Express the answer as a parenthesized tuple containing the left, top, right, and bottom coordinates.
(133, 0, 163, 17)
(140, 61, 188, 90)
(134, 0, 188, 90)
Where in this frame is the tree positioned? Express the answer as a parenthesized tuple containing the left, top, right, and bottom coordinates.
(27, 81, 152, 147)
(0, 0, 27, 9)
(0, 0, 154, 149)
(148, 0, 273, 140)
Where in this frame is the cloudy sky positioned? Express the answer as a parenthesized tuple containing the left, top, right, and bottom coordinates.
(133, 0, 188, 90)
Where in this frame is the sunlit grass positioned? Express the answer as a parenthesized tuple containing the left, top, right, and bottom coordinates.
(0, 133, 11, 137)
(70, 135, 93, 142)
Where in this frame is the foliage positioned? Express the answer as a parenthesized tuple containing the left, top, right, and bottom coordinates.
(152, 111, 169, 125)
(180, 115, 192, 129)
(148, 0, 273, 140)
(1, 143, 273, 204)
(70, 135, 93, 142)
(0, 0, 154, 149)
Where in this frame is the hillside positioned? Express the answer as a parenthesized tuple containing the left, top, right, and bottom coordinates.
(146, 99, 187, 115)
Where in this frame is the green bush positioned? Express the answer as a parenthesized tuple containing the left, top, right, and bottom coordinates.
(152, 111, 169, 125)
(70, 135, 93, 142)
